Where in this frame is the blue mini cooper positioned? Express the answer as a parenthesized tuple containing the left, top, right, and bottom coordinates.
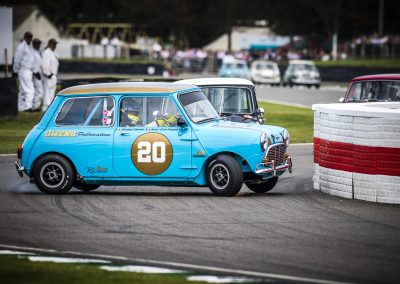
(15, 82, 292, 196)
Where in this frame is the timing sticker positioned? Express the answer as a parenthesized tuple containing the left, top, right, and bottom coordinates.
(131, 133, 173, 175)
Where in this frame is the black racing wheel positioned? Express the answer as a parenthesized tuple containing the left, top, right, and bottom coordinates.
(33, 154, 75, 194)
(246, 176, 278, 193)
(206, 155, 243, 197)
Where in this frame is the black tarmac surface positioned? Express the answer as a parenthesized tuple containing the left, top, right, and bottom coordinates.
(1, 145, 400, 283)
(255, 85, 345, 107)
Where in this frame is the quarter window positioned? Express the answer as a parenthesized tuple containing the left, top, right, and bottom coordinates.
(55, 97, 115, 126)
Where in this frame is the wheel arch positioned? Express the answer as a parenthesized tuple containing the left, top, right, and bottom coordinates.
(30, 151, 78, 179)
(204, 151, 250, 173)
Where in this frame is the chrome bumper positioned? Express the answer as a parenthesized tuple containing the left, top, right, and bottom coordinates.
(255, 156, 293, 176)
(15, 161, 24, 177)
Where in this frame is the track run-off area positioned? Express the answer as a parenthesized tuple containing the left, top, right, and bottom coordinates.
(1, 144, 399, 284)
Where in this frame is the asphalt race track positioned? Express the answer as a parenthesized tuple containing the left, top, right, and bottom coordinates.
(1, 145, 400, 284)
(255, 85, 345, 107)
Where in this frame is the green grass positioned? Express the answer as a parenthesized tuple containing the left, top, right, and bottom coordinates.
(0, 112, 43, 154)
(0, 255, 200, 284)
(0, 102, 314, 154)
(260, 102, 313, 144)
(314, 58, 400, 68)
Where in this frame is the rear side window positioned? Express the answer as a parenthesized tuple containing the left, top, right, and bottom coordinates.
(55, 97, 115, 126)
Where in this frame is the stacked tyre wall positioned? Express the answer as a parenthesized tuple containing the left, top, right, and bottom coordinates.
(313, 102, 400, 204)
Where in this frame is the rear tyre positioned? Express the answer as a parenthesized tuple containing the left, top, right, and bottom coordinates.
(74, 183, 100, 192)
(246, 177, 278, 193)
(33, 154, 74, 194)
(206, 155, 243, 196)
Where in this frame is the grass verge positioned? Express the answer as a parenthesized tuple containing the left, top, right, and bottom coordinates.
(260, 102, 313, 144)
(0, 255, 197, 284)
(0, 102, 313, 154)
(315, 58, 400, 68)
(0, 112, 43, 154)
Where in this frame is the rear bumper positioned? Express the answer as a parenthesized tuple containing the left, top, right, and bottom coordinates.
(252, 76, 281, 84)
(14, 161, 24, 177)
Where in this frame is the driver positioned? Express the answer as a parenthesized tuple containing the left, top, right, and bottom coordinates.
(146, 113, 179, 127)
(120, 101, 141, 126)
(155, 114, 178, 127)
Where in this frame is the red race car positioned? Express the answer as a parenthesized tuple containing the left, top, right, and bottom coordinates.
(340, 74, 400, 103)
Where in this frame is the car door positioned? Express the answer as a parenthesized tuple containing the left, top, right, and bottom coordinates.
(113, 95, 193, 178)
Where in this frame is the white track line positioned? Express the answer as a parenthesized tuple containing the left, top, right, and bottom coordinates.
(0, 154, 17, 157)
(0, 244, 352, 284)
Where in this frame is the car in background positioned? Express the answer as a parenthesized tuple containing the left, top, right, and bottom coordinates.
(15, 82, 292, 196)
(218, 59, 250, 79)
(175, 78, 264, 124)
(339, 74, 400, 103)
(250, 60, 281, 86)
(283, 60, 321, 88)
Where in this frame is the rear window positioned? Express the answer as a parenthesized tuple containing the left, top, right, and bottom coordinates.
(55, 97, 115, 126)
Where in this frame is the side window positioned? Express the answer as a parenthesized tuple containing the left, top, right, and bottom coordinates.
(55, 97, 114, 126)
(120, 97, 145, 127)
(348, 83, 363, 101)
(120, 97, 180, 127)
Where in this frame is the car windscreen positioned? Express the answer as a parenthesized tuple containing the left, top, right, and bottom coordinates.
(201, 87, 254, 114)
(293, 64, 317, 71)
(255, 63, 274, 70)
(346, 81, 400, 102)
(179, 91, 219, 123)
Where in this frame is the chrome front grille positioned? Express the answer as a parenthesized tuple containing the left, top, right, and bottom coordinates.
(266, 144, 286, 165)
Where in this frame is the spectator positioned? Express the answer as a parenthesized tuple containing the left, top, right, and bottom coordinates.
(100, 35, 109, 58)
(13, 31, 35, 112)
(110, 35, 121, 58)
(41, 39, 59, 112)
(31, 38, 43, 112)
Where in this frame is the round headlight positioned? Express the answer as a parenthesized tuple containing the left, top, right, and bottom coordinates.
(260, 132, 270, 151)
(283, 130, 290, 147)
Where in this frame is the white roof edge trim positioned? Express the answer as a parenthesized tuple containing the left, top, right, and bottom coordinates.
(174, 78, 254, 87)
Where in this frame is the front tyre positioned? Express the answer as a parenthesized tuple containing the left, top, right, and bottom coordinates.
(33, 154, 74, 194)
(206, 155, 243, 196)
(246, 176, 278, 193)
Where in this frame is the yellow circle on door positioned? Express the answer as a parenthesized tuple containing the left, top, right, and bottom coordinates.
(131, 133, 173, 175)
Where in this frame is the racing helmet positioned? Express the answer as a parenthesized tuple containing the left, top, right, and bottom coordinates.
(122, 100, 140, 115)
(121, 100, 140, 125)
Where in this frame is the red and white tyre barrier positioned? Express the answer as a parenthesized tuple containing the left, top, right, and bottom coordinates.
(313, 102, 400, 204)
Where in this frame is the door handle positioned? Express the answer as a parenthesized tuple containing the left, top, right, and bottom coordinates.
(119, 132, 131, 136)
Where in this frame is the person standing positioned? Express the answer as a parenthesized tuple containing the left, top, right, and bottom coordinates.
(13, 31, 35, 112)
(41, 39, 59, 112)
(31, 38, 43, 111)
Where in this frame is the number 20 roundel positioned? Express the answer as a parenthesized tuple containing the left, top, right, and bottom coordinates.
(131, 133, 173, 175)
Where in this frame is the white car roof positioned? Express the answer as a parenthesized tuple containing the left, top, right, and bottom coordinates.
(174, 77, 254, 87)
(289, 60, 315, 65)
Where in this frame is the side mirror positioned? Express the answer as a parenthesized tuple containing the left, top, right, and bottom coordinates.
(257, 107, 264, 115)
(177, 117, 186, 128)
(339, 97, 344, 103)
